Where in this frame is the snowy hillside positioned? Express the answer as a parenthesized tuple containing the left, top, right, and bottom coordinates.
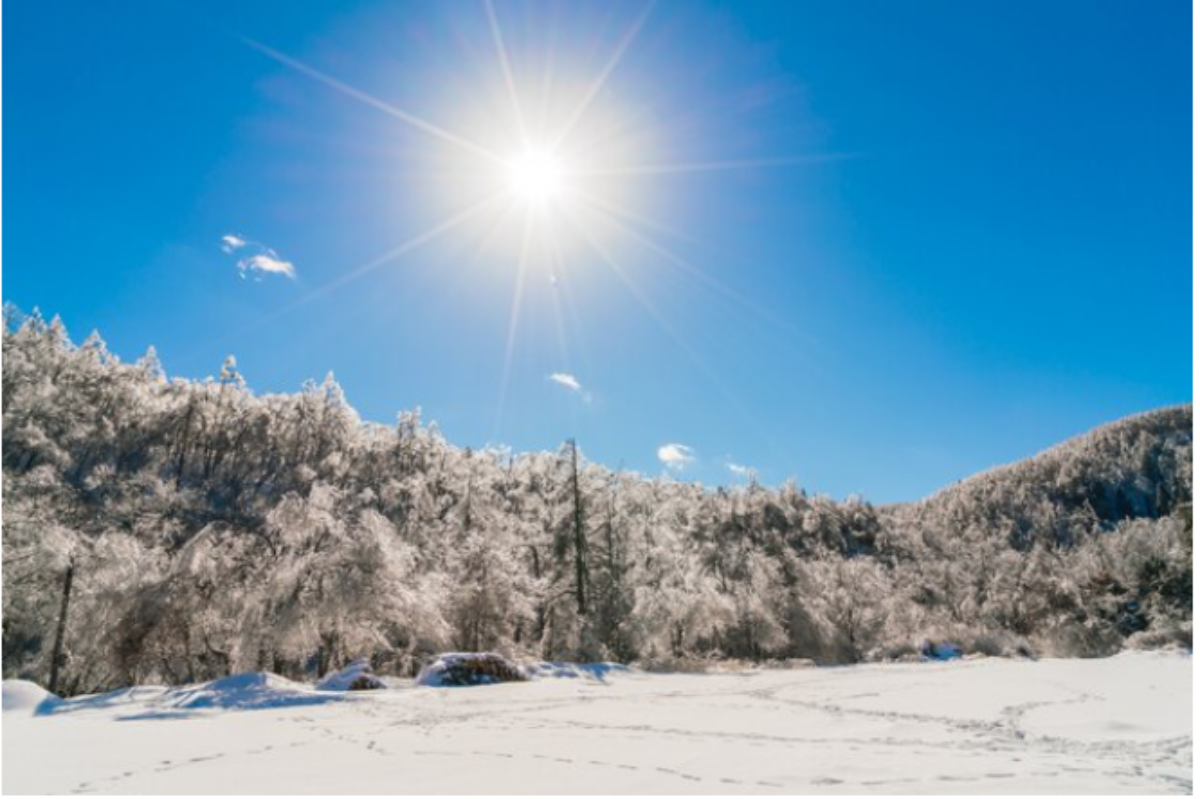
(3, 652, 1190, 794)
(2, 315, 1192, 697)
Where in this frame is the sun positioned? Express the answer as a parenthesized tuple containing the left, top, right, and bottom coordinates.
(506, 148, 566, 205)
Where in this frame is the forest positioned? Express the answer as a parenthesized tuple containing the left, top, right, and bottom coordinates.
(2, 307, 1192, 696)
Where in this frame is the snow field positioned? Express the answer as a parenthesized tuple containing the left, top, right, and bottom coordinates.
(3, 651, 1190, 794)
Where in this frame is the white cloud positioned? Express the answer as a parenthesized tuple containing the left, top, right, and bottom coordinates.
(547, 372, 594, 403)
(727, 462, 756, 480)
(239, 253, 296, 280)
(548, 372, 583, 393)
(220, 234, 248, 253)
(657, 443, 695, 471)
(220, 234, 296, 280)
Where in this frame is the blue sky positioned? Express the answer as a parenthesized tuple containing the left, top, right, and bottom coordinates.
(5, 0, 1191, 502)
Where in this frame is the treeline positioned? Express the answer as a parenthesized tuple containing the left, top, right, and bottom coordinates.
(1, 307, 1192, 695)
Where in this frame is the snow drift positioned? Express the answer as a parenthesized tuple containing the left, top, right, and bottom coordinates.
(1, 680, 60, 715)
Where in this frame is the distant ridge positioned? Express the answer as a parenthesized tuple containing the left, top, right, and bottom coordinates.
(919, 404, 1192, 506)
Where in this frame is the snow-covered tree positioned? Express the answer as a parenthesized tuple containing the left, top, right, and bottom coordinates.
(1, 310, 1191, 692)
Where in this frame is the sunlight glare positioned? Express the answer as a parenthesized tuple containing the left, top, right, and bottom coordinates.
(506, 148, 566, 205)
(240, 1, 823, 449)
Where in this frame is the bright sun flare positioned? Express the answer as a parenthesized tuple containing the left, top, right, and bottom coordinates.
(244, 1, 813, 440)
(506, 148, 566, 204)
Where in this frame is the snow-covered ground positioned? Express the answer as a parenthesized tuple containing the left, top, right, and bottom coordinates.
(3, 651, 1191, 794)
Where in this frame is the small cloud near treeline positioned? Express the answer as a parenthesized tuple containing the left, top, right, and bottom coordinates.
(221, 234, 296, 280)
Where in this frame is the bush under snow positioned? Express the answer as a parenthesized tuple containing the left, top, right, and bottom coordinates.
(316, 659, 388, 691)
(416, 653, 528, 687)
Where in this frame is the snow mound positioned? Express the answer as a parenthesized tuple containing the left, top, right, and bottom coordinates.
(38, 686, 171, 717)
(161, 672, 330, 711)
(46, 672, 342, 719)
(316, 659, 387, 692)
(2, 680, 61, 715)
(416, 653, 527, 687)
(33, 672, 347, 720)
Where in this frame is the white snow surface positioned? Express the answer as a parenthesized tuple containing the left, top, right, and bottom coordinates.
(2, 651, 1190, 794)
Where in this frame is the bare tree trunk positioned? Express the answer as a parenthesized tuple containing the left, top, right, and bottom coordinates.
(569, 440, 588, 616)
(530, 546, 546, 641)
(48, 561, 75, 695)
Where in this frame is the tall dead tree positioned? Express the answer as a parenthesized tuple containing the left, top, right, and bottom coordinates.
(568, 439, 589, 616)
(48, 560, 75, 695)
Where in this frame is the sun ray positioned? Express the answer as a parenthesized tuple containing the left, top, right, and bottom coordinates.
(568, 186, 697, 244)
(534, 30, 558, 143)
(431, 196, 527, 316)
(566, 214, 710, 386)
(243, 38, 504, 166)
(550, 2, 655, 151)
(545, 220, 574, 374)
(573, 190, 818, 350)
(543, 218, 595, 413)
(575, 152, 855, 179)
(564, 209, 788, 462)
(483, 0, 530, 147)
(233, 193, 507, 345)
(301, 194, 507, 304)
(580, 196, 833, 383)
(492, 208, 538, 441)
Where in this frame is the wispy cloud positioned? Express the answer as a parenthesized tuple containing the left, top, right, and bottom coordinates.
(220, 234, 296, 280)
(240, 253, 296, 280)
(548, 372, 583, 393)
(547, 372, 593, 403)
(727, 462, 756, 480)
(657, 443, 695, 471)
(220, 234, 248, 253)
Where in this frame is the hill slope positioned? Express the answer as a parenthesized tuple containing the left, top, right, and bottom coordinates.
(904, 405, 1192, 546)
